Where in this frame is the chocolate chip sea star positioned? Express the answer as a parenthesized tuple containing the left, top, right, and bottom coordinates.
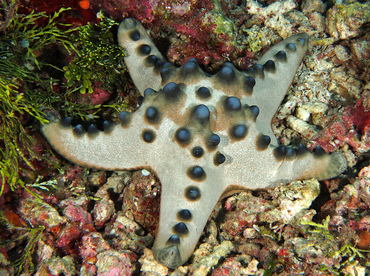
(42, 18, 347, 269)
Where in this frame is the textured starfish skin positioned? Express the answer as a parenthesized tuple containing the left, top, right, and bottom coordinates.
(42, 18, 347, 269)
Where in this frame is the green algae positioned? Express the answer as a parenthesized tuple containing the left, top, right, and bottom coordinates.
(0, 3, 75, 196)
(243, 25, 264, 52)
(326, 2, 370, 40)
(0, 211, 45, 275)
(0, 3, 128, 197)
(301, 216, 370, 275)
(214, 14, 235, 36)
(210, 0, 237, 44)
(63, 11, 127, 95)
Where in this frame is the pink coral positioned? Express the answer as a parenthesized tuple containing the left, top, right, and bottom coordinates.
(87, 82, 111, 105)
(90, 0, 242, 66)
(311, 96, 370, 152)
(63, 204, 94, 230)
(79, 232, 111, 262)
(56, 223, 81, 252)
(121, 171, 160, 234)
(95, 250, 134, 276)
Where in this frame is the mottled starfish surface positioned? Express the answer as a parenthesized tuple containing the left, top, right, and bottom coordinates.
(42, 18, 347, 269)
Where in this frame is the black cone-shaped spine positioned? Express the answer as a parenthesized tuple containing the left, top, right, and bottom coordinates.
(163, 82, 182, 101)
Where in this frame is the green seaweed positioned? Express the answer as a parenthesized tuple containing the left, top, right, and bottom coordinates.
(301, 216, 370, 274)
(0, 211, 45, 274)
(0, 2, 128, 196)
(25, 175, 58, 192)
(0, 4, 130, 272)
(263, 255, 277, 276)
(63, 11, 127, 95)
(0, 2, 75, 195)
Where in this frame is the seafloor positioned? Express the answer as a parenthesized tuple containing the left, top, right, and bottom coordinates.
(0, 0, 370, 275)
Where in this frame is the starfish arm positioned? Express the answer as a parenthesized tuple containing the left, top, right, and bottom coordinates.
(118, 18, 166, 95)
(152, 164, 224, 269)
(273, 149, 348, 183)
(42, 120, 145, 170)
(222, 125, 347, 190)
(245, 33, 309, 143)
(41, 111, 156, 170)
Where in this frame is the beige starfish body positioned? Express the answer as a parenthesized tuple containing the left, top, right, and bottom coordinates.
(42, 18, 347, 269)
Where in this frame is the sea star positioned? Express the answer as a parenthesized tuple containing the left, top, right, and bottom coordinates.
(42, 18, 347, 269)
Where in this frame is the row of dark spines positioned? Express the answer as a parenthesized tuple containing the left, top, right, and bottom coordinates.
(57, 103, 256, 142)
(143, 94, 260, 126)
(133, 37, 305, 96)
(59, 113, 328, 162)
(271, 142, 328, 161)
